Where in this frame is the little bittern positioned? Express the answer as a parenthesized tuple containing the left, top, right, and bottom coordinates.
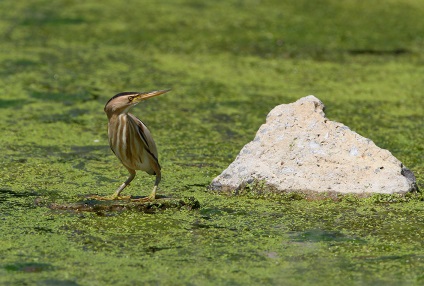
(102, 89, 170, 201)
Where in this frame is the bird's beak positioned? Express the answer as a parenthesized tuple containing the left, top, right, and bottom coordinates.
(136, 89, 171, 101)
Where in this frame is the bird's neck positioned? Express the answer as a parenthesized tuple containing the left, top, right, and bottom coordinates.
(106, 111, 132, 121)
(105, 104, 134, 119)
(107, 113, 133, 137)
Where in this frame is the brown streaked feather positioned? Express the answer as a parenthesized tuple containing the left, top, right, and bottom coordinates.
(125, 126, 133, 160)
(128, 113, 161, 171)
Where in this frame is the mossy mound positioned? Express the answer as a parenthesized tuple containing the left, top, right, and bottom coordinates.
(49, 196, 200, 213)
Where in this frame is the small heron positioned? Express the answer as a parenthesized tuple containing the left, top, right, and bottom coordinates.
(101, 89, 171, 201)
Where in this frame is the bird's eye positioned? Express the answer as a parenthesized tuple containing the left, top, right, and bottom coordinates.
(128, 96, 134, 102)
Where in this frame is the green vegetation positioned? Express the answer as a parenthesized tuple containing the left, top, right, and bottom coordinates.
(0, 0, 423, 285)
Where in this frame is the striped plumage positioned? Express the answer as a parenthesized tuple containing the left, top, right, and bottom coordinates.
(102, 89, 170, 201)
(108, 113, 159, 174)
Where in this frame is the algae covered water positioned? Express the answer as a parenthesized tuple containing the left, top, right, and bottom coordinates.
(2, 190, 424, 285)
(1, 0, 423, 285)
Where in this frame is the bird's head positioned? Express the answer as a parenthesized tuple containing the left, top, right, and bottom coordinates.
(104, 89, 171, 117)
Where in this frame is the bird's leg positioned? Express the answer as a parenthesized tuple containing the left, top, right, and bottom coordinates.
(89, 169, 135, 200)
(147, 172, 161, 201)
(132, 168, 161, 202)
(109, 170, 136, 200)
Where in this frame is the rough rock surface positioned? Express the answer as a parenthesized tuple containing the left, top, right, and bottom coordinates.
(210, 96, 417, 195)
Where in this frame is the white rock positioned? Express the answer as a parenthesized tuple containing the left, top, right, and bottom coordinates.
(210, 96, 418, 195)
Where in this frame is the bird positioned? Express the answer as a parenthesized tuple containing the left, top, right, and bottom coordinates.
(99, 89, 171, 201)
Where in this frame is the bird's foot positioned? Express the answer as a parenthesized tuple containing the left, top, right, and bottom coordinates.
(129, 187, 157, 202)
(130, 196, 154, 202)
(86, 194, 131, 201)
(131, 193, 156, 202)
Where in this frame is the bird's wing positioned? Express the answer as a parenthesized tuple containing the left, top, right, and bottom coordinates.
(128, 113, 161, 170)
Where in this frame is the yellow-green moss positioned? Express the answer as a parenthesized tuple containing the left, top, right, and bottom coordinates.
(0, 0, 423, 285)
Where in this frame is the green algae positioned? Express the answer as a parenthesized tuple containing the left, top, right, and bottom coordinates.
(0, 0, 423, 285)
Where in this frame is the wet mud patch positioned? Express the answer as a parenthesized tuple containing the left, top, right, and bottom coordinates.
(37, 280, 80, 286)
(0, 189, 40, 210)
(49, 196, 200, 214)
(4, 262, 54, 273)
(0, 189, 39, 200)
(289, 229, 362, 243)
